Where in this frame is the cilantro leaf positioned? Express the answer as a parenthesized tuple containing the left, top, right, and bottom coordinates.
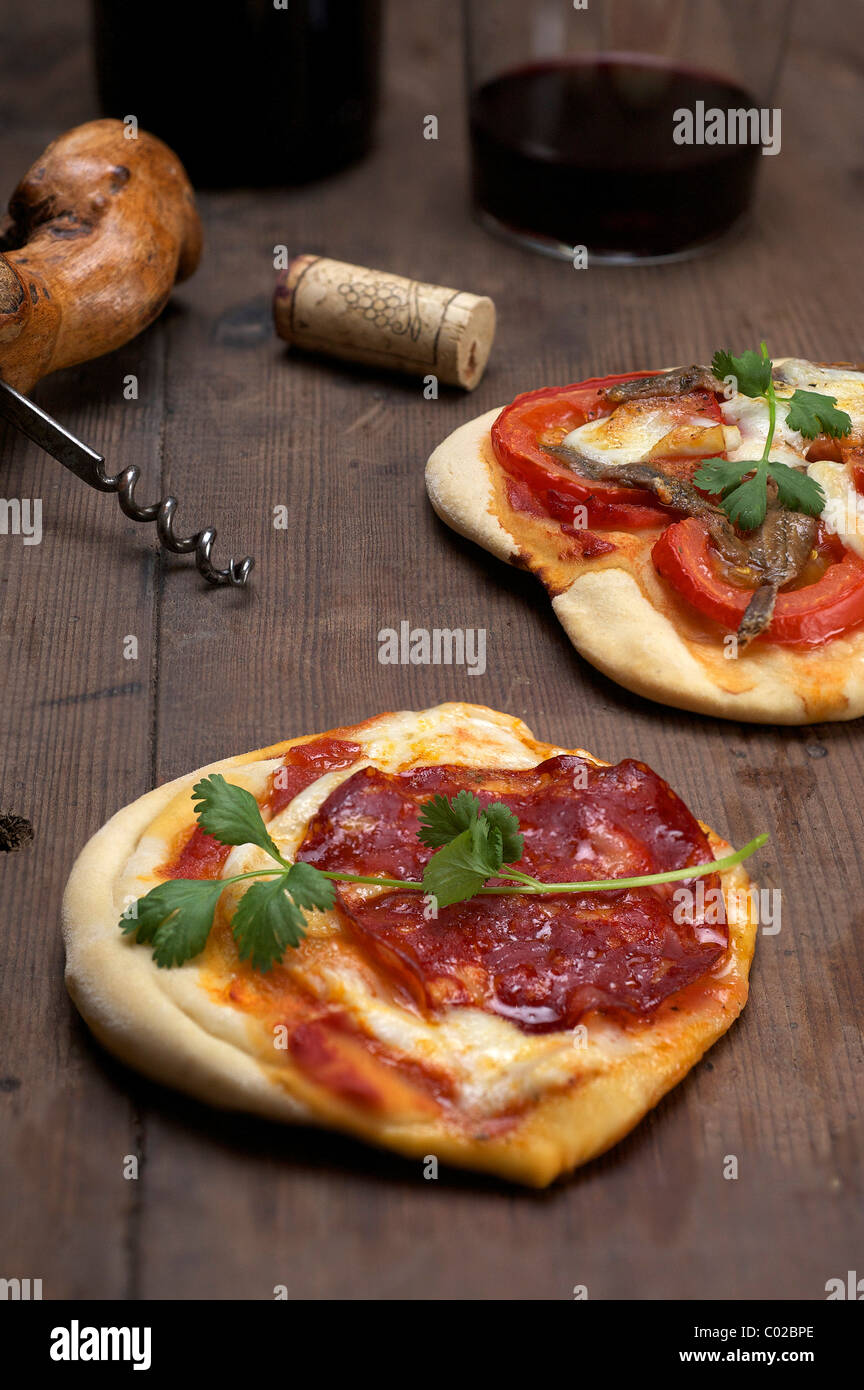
(694, 455, 771, 530)
(721, 467, 770, 531)
(120, 878, 225, 967)
(422, 817, 504, 909)
(482, 801, 524, 863)
(766, 461, 826, 518)
(693, 457, 752, 497)
(712, 348, 771, 398)
(417, 790, 480, 848)
(698, 344, 837, 531)
(231, 877, 307, 970)
(282, 860, 335, 912)
(784, 389, 852, 441)
(191, 773, 282, 862)
(232, 863, 334, 971)
(418, 792, 523, 862)
(698, 458, 823, 531)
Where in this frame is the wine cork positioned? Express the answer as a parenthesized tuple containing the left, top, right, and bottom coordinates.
(274, 255, 496, 390)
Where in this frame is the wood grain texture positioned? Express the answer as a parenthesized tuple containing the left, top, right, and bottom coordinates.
(1, 0, 863, 1300)
(0, 119, 202, 393)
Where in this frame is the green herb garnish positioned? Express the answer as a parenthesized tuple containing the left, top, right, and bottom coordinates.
(785, 389, 852, 440)
(121, 775, 768, 972)
(693, 343, 850, 530)
(417, 790, 524, 907)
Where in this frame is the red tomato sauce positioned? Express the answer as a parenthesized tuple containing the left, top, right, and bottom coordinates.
(162, 826, 231, 881)
(267, 736, 363, 816)
(161, 735, 363, 879)
(288, 1010, 456, 1112)
(502, 475, 618, 558)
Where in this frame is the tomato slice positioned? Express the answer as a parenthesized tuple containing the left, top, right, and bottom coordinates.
(839, 443, 864, 497)
(652, 518, 864, 645)
(491, 373, 720, 530)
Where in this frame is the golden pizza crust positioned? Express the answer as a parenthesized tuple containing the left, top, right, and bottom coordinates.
(63, 703, 757, 1186)
(426, 402, 864, 724)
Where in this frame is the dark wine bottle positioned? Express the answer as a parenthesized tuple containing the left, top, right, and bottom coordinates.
(92, 0, 382, 187)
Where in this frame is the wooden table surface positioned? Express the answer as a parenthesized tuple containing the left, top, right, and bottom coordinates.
(2, 1, 864, 1301)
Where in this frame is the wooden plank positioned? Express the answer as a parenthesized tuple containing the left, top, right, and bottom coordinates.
(0, 165, 166, 1294)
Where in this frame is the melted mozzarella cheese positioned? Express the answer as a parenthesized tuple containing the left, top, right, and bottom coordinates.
(773, 359, 864, 432)
(776, 359, 864, 559)
(720, 395, 808, 466)
(308, 955, 588, 1114)
(561, 399, 729, 468)
(806, 459, 864, 560)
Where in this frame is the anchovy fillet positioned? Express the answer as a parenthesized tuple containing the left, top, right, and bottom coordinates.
(548, 438, 818, 646)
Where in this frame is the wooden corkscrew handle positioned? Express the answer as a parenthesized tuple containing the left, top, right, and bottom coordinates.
(0, 119, 202, 393)
(0, 121, 252, 586)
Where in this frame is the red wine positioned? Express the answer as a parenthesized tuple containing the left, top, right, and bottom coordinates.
(469, 58, 762, 259)
(93, 0, 381, 188)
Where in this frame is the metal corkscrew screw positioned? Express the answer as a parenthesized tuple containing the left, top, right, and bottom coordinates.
(0, 378, 253, 587)
(0, 122, 250, 582)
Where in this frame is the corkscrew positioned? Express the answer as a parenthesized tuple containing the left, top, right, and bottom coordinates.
(0, 119, 253, 586)
(0, 379, 253, 586)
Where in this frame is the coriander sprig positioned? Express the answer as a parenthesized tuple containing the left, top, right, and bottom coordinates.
(693, 343, 850, 530)
(418, 790, 524, 907)
(120, 775, 768, 972)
